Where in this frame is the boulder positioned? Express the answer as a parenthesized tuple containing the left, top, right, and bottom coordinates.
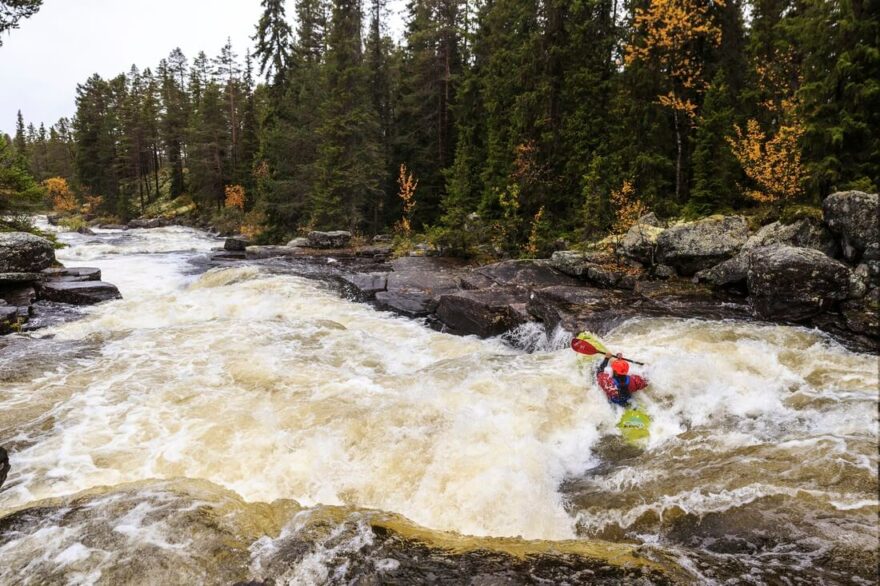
(307, 230, 351, 249)
(822, 191, 879, 262)
(656, 216, 749, 275)
(527, 286, 636, 336)
(373, 234, 392, 243)
(747, 245, 853, 322)
(0, 233, 55, 273)
(287, 237, 310, 248)
(36, 281, 122, 305)
(374, 257, 468, 318)
(340, 272, 388, 300)
(245, 245, 302, 260)
(634, 279, 751, 321)
(97, 223, 126, 230)
(842, 286, 880, 338)
(619, 223, 665, 264)
(744, 218, 837, 257)
(0, 272, 44, 283)
(0, 446, 8, 491)
(127, 218, 169, 229)
(224, 236, 250, 251)
(436, 288, 530, 337)
(652, 264, 676, 279)
(693, 253, 749, 287)
(46, 214, 61, 226)
(468, 259, 580, 289)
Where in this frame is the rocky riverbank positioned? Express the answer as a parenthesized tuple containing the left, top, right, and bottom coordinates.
(221, 191, 878, 353)
(0, 232, 122, 334)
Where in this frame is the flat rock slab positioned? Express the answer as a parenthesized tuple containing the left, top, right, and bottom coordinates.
(340, 272, 388, 300)
(375, 257, 471, 317)
(436, 288, 530, 337)
(37, 281, 122, 305)
(469, 259, 580, 289)
(0, 272, 44, 282)
(40, 267, 102, 282)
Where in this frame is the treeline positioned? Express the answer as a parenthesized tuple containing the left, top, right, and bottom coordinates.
(6, 0, 878, 252)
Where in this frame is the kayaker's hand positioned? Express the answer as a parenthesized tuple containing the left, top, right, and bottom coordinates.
(604, 352, 612, 358)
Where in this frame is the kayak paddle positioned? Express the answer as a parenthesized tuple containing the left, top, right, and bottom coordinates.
(570, 334, 645, 366)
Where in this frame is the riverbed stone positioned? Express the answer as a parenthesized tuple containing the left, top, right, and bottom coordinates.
(747, 245, 853, 322)
(655, 215, 749, 275)
(36, 281, 122, 305)
(340, 272, 388, 300)
(436, 288, 530, 337)
(822, 190, 879, 262)
(307, 230, 351, 249)
(0, 233, 55, 273)
(224, 236, 250, 251)
(40, 267, 102, 282)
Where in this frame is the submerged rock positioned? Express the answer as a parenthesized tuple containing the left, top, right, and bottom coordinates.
(0, 233, 55, 273)
(36, 281, 122, 305)
(822, 190, 879, 262)
(656, 216, 749, 275)
(747, 245, 853, 322)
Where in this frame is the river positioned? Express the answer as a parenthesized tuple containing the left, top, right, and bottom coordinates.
(0, 223, 877, 585)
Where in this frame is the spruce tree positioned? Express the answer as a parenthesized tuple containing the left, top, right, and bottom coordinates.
(253, 0, 293, 88)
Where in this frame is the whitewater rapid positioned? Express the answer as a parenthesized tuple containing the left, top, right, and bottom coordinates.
(0, 223, 877, 584)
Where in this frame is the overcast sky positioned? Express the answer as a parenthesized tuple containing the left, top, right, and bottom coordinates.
(0, 0, 405, 137)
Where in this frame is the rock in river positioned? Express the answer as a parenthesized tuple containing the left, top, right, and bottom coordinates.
(36, 281, 122, 305)
(436, 287, 530, 337)
(307, 230, 351, 249)
(0, 233, 55, 273)
(0, 446, 9, 490)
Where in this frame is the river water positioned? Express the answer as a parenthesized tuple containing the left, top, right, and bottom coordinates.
(0, 224, 877, 585)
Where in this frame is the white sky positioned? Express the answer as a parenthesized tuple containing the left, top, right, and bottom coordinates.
(0, 0, 405, 136)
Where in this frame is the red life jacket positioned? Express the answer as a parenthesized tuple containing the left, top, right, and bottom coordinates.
(597, 372, 648, 403)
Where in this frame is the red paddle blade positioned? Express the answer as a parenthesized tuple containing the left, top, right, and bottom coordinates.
(571, 338, 599, 355)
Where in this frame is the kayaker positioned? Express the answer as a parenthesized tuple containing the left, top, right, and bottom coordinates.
(596, 351, 647, 407)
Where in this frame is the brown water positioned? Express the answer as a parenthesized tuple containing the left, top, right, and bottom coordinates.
(0, 223, 876, 585)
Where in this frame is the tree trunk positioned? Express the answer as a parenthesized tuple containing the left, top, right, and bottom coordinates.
(673, 106, 682, 201)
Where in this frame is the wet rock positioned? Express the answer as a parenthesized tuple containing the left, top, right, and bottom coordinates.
(527, 286, 635, 336)
(45, 214, 61, 226)
(374, 257, 467, 318)
(744, 218, 837, 257)
(469, 259, 580, 289)
(97, 223, 126, 230)
(307, 230, 351, 249)
(747, 245, 853, 322)
(822, 190, 879, 262)
(634, 279, 751, 321)
(436, 287, 530, 337)
(340, 272, 388, 300)
(287, 237, 310, 248)
(36, 281, 122, 305)
(0, 446, 8, 491)
(842, 286, 880, 338)
(354, 244, 394, 259)
(0, 233, 55, 273)
(656, 216, 749, 275)
(224, 236, 250, 251)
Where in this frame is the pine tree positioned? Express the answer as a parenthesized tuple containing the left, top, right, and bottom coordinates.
(12, 111, 28, 167)
(253, 0, 293, 88)
(311, 0, 384, 230)
(0, 0, 42, 45)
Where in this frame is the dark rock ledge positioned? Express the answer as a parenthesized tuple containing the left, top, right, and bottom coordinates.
(0, 232, 122, 334)
(222, 191, 878, 353)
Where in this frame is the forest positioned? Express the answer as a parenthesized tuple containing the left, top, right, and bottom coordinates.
(2, 0, 878, 255)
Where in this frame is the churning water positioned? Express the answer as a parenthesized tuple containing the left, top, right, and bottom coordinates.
(0, 223, 876, 584)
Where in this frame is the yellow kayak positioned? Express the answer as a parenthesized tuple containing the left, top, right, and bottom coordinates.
(617, 407, 651, 445)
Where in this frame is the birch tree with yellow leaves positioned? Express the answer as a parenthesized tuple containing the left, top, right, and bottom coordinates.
(625, 0, 725, 201)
